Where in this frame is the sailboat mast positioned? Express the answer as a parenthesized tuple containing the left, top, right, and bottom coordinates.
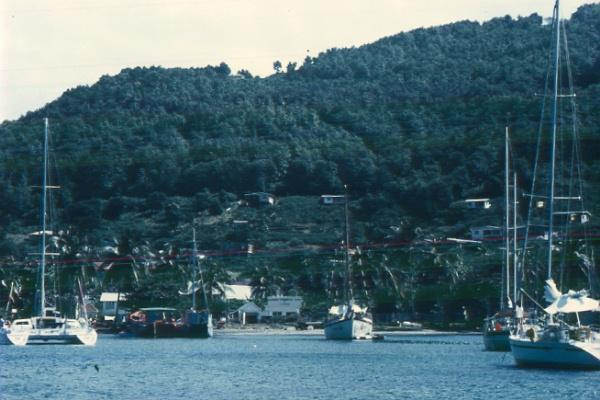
(513, 172, 518, 304)
(192, 228, 197, 310)
(39, 118, 49, 316)
(344, 184, 352, 303)
(547, 0, 561, 280)
(504, 126, 511, 308)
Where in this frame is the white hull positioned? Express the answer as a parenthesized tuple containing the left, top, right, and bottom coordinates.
(510, 336, 600, 369)
(324, 316, 373, 340)
(0, 318, 97, 346)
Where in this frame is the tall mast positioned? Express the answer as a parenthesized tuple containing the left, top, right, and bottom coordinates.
(39, 118, 49, 316)
(547, 0, 561, 280)
(192, 228, 198, 309)
(344, 184, 352, 303)
(192, 228, 208, 309)
(504, 126, 511, 308)
(513, 172, 518, 304)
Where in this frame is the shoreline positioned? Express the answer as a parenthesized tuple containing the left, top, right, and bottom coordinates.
(214, 326, 480, 336)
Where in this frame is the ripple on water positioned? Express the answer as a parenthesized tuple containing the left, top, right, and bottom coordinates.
(1, 334, 598, 400)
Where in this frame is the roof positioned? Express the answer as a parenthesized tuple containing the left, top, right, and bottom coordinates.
(464, 198, 490, 202)
(215, 283, 252, 300)
(236, 302, 263, 314)
(469, 225, 502, 230)
(100, 292, 128, 302)
(244, 192, 273, 196)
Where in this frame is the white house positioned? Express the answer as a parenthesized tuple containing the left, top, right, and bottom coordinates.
(99, 292, 127, 319)
(470, 226, 502, 241)
(262, 296, 303, 321)
(231, 301, 263, 324)
(244, 192, 275, 207)
(464, 198, 492, 209)
(320, 195, 346, 205)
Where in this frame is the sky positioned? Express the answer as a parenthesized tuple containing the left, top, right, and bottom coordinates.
(0, 0, 595, 122)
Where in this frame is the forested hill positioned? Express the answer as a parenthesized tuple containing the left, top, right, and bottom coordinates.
(0, 5, 599, 266)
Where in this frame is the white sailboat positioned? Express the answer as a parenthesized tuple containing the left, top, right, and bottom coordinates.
(324, 186, 373, 340)
(0, 119, 97, 346)
(509, 0, 600, 369)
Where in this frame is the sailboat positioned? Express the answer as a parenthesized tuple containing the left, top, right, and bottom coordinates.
(483, 127, 518, 351)
(179, 228, 214, 338)
(0, 118, 97, 346)
(509, 0, 600, 369)
(324, 186, 373, 340)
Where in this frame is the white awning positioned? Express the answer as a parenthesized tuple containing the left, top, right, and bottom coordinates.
(544, 279, 562, 303)
(328, 303, 368, 315)
(544, 282, 599, 315)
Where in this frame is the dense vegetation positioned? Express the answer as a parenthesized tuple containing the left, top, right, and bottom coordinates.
(1, 5, 599, 327)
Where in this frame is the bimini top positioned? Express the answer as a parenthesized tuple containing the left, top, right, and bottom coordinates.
(329, 303, 368, 315)
(544, 280, 600, 315)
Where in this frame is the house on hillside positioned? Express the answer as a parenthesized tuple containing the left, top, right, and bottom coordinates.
(244, 192, 275, 208)
(320, 195, 346, 205)
(469, 226, 502, 241)
(464, 198, 492, 209)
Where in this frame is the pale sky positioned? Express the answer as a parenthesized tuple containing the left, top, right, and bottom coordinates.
(0, 0, 594, 122)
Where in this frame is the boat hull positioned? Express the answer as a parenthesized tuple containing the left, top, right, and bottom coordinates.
(128, 322, 155, 338)
(324, 317, 373, 340)
(510, 337, 600, 369)
(180, 310, 213, 338)
(0, 329, 29, 346)
(0, 326, 97, 346)
(483, 330, 510, 351)
(180, 322, 213, 338)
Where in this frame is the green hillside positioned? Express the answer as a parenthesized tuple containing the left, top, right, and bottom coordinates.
(1, 5, 599, 326)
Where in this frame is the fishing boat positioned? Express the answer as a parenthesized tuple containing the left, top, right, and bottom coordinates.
(509, 0, 600, 369)
(324, 186, 373, 340)
(483, 127, 518, 351)
(127, 307, 180, 337)
(0, 119, 97, 346)
(176, 228, 213, 338)
(131, 229, 213, 339)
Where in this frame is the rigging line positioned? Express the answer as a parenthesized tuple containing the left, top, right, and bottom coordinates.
(520, 2, 557, 290)
(562, 19, 596, 293)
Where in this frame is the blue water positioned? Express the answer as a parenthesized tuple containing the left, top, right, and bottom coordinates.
(1, 333, 599, 399)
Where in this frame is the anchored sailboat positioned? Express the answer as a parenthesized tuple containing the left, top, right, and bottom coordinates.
(509, 0, 600, 369)
(483, 127, 518, 351)
(324, 186, 373, 340)
(0, 119, 97, 346)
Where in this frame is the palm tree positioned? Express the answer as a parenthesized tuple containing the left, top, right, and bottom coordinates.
(244, 265, 287, 303)
(98, 233, 154, 292)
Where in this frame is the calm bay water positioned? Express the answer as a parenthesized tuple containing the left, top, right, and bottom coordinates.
(1, 333, 599, 399)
